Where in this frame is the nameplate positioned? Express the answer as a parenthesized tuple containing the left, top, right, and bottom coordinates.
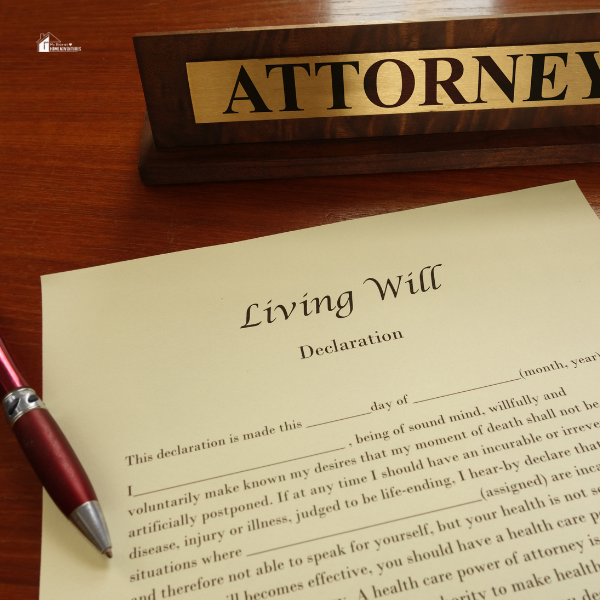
(187, 43, 600, 124)
(134, 12, 600, 148)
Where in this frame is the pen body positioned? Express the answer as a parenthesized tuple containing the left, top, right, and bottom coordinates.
(12, 407, 98, 516)
(0, 335, 27, 393)
(1, 334, 111, 555)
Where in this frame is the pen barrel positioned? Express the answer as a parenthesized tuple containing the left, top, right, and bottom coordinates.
(0, 336, 28, 397)
(12, 408, 98, 517)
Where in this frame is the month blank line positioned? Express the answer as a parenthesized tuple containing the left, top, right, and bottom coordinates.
(246, 498, 482, 556)
(307, 412, 371, 428)
(414, 378, 521, 404)
(133, 447, 345, 497)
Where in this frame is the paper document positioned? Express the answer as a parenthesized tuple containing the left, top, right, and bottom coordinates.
(40, 181, 600, 600)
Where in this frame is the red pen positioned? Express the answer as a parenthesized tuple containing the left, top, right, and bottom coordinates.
(0, 333, 112, 557)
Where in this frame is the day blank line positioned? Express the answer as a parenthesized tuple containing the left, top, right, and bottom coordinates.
(133, 447, 345, 497)
(246, 498, 482, 556)
(307, 412, 372, 428)
(414, 377, 521, 404)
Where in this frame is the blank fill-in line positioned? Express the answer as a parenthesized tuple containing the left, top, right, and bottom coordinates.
(307, 412, 372, 428)
(134, 447, 345, 497)
(414, 378, 521, 404)
(246, 498, 482, 556)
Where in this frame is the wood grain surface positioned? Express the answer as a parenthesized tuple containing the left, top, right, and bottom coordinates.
(139, 117, 600, 184)
(1, 1, 600, 598)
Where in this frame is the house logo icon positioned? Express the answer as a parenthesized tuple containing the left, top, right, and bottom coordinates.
(37, 32, 81, 52)
(37, 32, 60, 52)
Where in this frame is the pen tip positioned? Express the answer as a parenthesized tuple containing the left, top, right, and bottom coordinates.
(105, 550, 113, 558)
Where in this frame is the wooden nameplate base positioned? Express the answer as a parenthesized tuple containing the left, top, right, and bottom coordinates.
(139, 114, 600, 185)
(135, 13, 600, 185)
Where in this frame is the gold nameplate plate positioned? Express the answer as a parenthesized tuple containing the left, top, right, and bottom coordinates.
(187, 43, 600, 124)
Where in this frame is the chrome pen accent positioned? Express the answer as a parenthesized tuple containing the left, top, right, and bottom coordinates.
(2, 387, 46, 427)
(70, 501, 112, 556)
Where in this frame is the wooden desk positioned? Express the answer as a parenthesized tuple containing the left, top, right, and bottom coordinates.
(1, 1, 599, 597)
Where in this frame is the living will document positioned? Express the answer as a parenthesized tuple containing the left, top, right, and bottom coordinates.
(40, 181, 600, 600)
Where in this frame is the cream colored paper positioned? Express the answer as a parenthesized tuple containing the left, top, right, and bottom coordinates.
(40, 181, 600, 600)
